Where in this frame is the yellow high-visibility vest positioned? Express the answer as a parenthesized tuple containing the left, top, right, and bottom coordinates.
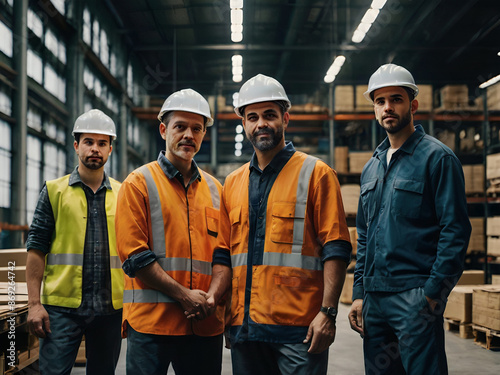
(43, 174, 123, 310)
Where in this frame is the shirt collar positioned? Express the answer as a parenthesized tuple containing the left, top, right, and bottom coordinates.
(157, 151, 201, 183)
(68, 166, 112, 190)
(374, 124, 425, 158)
(249, 141, 296, 172)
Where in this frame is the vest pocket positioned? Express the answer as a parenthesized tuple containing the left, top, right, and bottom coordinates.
(270, 202, 298, 244)
(205, 206, 219, 237)
(229, 206, 242, 247)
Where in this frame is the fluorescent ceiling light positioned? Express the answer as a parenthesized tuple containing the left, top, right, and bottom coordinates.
(231, 24, 243, 33)
(361, 8, 379, 24)
(231, 9, 243, 25)
(352, 29, 366, 43)
(358, 22, 372, 33)
(479, 74, 500, 89)
(371, 0, 387, 10)
(233, 74, 243, 82)
(232, 54, 242, 65)
(235, 134, 244, 142)
(233, 66, 243, 75)
(230, 0, 243, 8)
(231, 32, 243, 42)
(324, 55, 346, 84)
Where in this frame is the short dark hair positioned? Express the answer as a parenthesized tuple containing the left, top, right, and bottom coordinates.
(239, 100, 288, 117)
(74, 133, 113, 144)
(161, 111, 207, 131)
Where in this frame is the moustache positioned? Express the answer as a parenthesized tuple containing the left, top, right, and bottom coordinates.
(383, 114, 399, 120)
(178, 142, 196, 147)
(254, 129, 274, 136)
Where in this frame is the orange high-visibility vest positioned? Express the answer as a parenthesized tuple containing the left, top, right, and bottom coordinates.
(219, 152, 350, 327)
(116, 161, 225, 337)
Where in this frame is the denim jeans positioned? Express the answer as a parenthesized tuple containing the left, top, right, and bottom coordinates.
(126, 325, 223, 375)
(39, 306, 122, 375)
(231, 341, 329, 375)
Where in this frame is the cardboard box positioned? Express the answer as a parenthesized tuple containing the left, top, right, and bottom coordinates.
(487, 237, 500, 257)
(355, 85, 373, 112)
(341, 184, 360, 215)
(349, 227, 358, 256)
(349, 151, 372, 173)
(444, 285, 484, 323)
(492, 275, 500, 284)
(456, 270, 484, 285)
(468, 217, 485, 253)
(335, 85, 354, 112)
(487, 153, 500, 180)
(472, 287, 500, 330)
(463, 165, 484, 194)
(487, 217, 500, 236)
(417, 84, 433, 112)
(0, 266, 26, 282)
(0, 249, 28, 266)
(334, 146, 349, 173)
(340, 273, 354, 304)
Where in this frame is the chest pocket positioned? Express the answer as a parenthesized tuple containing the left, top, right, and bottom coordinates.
(205, 206, 219, 237)
(270, 202, 297, 244)
(229, 206, 242, 247)
(360, 179, 378, 225)
(392, 179, 424, 218)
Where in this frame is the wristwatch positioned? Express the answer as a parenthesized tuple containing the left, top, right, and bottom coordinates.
(320, 306, 338, 320)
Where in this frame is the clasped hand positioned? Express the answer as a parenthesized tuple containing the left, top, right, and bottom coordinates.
(182, 289, 215, 320)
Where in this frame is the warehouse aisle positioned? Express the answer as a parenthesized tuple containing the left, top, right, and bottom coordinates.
(71, 303, 500, 374)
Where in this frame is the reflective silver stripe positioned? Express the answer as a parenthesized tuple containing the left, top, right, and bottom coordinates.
(201, 170, 220, 210)
(46, 253, 84, 266)
(110, 256, 122, 269)
(123, 289, 177, 304)
(156, 257, 212, 275)
(139, 166, 166, 258)
(291, 155, 318, 254)
(263, 252, 322, 271)
(231, 253, 247, 268)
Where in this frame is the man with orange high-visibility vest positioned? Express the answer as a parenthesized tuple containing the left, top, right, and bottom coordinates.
(26, 109, 123, 375)
(199, 74, 352, 375)
(115, 89, 225, 375)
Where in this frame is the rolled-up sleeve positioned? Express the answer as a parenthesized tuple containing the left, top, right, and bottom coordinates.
(26, 185, 54, 255)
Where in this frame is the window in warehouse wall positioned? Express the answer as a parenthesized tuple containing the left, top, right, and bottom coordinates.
(43, 143, 66, 181)
(92, 19, 100, 56)
(45, 28, 66, 64)
(0, 87, 12, 116)
(127, 63, 133, 99)
(27, 49, 43, 84)
(0, 120, 11, 209)
(27, 106, 42, 132)
(26, 136, 42, 224)
(44, 64, 66, 102)
(0, 20, 12, 57)
(27, 9, 43, 39)
(83, 8, 91, 45)
(51, 0, 65, 16)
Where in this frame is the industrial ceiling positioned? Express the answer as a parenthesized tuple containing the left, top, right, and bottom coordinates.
(105, 0, 500, 108)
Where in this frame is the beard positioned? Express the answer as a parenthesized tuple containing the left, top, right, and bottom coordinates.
(248, 125, 284, 152)
(81, 155, 104, 170)
(379, 106, 412, 134)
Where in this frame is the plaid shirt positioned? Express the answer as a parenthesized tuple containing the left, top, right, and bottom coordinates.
(26, 167, 117, 315)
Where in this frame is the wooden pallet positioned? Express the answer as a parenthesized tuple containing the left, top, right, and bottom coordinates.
(472, 325, 500, 350)
(444, 318, 474, 339)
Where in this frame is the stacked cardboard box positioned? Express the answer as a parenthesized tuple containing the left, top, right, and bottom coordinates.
(341, 184, 360, 215)
(334, 146, 349, 173)
(487, 83, 500, 111)
(457, 270, 485, 285)
(416, 84, 433, 112)
(334, 85, 355, 112)
(340, 273, 354, 304)
(349, 151, 372, 173)
(462, 164, 484, 195)
(348, 227, 358, 256)
(473, 287, 500, 331)
(487, 217, 500, 257)
(438, 84, 469, 111)
(467, 218, 485, 254)
(355, 85, 373, 112)
(492, 275, 500, 284)
(0, 249, 27, 284)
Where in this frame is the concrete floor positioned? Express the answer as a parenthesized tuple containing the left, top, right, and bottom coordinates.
(71, 303, 500, 374)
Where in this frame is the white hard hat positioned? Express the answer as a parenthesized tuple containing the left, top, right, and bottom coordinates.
(234, 74, 291, 117)
(73, 109, 117, 140)
(158, 88, 214, 127)
(364, 63, 419, 102)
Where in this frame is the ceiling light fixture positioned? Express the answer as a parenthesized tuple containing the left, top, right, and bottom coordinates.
(479, 74, 500, 89)
(352, 1, 387, 44)
(231, 1, 244, 43)
(232, 54, 243, 82)
(324, 55, 346, 83)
